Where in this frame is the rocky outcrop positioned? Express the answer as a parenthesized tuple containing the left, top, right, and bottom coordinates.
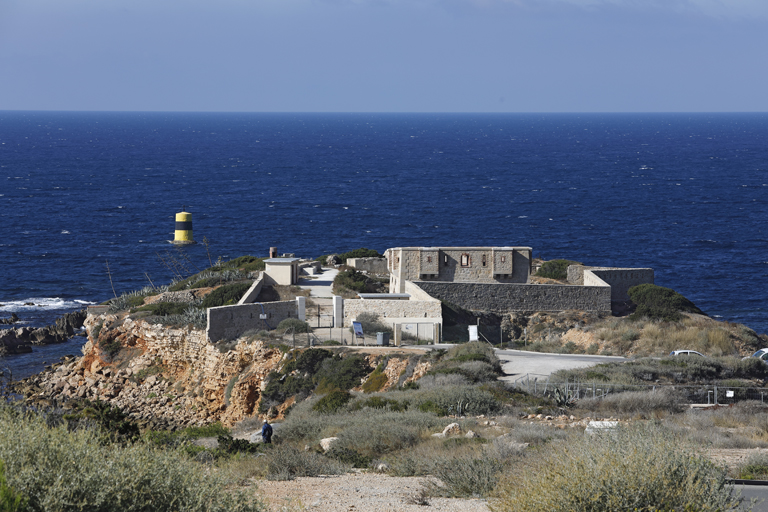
(0, 310, 86, 354)
(0, 313, 20, 325)
(15, 312, 284, 430)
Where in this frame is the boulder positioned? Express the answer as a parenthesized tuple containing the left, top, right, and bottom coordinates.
(442, 423, 461, 436)
(0, 313, 20, 325)
(465, 430, 479, 439)
(320, 437, 339, 452)
(326, 254, 341, 266)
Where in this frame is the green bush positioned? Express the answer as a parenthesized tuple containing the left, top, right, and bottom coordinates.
(428, 456, 505, 498)
(338, 248, 382, 262)
(313, 389, 352, 413)
(362, 369, 388, 393)
(0, 406, 264, 512)
(628, 283, 705, 322)
(535, 259, 580, 280)
(201, 283, 253, 308)
(491, 424, 735, 512)
(277, 318, 310, 333)
(738, 452, 768, 480)
(64, 400, 141, 444)
(314, 354, 370, 393)
(223, 255, 266, 272)
(0, 460, 27, 512)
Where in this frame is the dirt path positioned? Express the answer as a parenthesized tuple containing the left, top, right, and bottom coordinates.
(256, 472, 491, 512)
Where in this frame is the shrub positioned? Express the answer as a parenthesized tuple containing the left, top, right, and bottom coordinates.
(201, 283, 253, 308)
(223, 255, 266, 272)
(338, 248, 382, 262)
(263, 445, 348, 481)
(362, 367, 388, 393)
(738, 452, 768, 480)
(0, 460, 27, 512)
(64, 400, 141, 444)
(427, 456, 505, 498)
(628, 283, 704, 322)
(491, 424, 735, 512)
(314, 355, 370, 393)
(313, 389, 352, 413)
(536, 259, 580, 280)
(574, 388, 685, 417)
(277, 318, 310, 334)
(0, 407, 264, 512)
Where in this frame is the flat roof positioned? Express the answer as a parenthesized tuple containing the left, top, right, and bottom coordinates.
(389, 246, 532, 251)
(358, 293, 411, 299)
(265, 258, 300, 263)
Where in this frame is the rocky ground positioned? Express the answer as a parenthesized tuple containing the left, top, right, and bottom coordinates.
(0, 309, 86, 354)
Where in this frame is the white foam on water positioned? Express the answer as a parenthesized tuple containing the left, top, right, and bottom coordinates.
(0, 298, 96, 312)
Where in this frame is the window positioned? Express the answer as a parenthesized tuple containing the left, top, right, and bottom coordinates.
(482, 254, 487, 267)
(461, 254, 470, 267)
(444, 255, 449, 266)
(427, 256, 432, 263)
(501, 256, 506, 263)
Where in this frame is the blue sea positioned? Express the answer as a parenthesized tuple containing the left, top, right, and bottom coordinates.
(1, 112, 767, 378)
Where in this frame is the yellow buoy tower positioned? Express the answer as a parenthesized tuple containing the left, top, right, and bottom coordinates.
(172, 210, 196, 244)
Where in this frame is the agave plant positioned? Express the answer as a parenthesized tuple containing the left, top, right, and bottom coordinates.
(550, 387, 577, 409)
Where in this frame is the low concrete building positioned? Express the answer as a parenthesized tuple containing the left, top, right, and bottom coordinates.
(264, 258, 300, 285)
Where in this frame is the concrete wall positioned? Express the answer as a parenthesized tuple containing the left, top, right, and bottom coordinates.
(347, 257, 388, 274)
(414, 281, 611, 313)
(403, 280, 439, 301)
(238, 274, 264, 304)
(207, 301, 297, 342)
(343, 299, 442, 327)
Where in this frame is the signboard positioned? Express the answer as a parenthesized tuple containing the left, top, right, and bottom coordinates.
(468, 325, 478, 342)
(352, 321, 364, 338)
(726, 390, 734, 398)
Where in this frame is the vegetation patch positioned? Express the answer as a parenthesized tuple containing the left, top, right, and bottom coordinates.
(628, 283, 705, 322)
(535, 259, 581, 280)
(276, 318, 310, 333)
(313, 389, 353, 413)
(201, 282, 253, 308)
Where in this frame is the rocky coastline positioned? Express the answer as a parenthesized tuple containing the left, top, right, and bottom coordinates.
(0, 309, 87, 355)
(13, 311, 286, 431)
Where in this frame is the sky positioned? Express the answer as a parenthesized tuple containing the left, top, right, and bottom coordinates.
(0, 0, 767, 112)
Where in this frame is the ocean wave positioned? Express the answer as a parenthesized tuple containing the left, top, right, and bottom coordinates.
(0, 298, 96, 312)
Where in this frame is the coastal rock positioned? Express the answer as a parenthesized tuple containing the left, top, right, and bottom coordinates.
(0, 313, 20, 325)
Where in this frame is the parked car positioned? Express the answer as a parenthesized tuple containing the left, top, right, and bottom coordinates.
(745, 348, 768, 361)
(669, 350, 705, 357)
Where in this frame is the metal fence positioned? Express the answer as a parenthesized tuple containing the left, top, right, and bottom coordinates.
(509, 373, 768, 405)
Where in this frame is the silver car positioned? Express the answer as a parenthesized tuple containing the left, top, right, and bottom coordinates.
(669, 350, 705, 357)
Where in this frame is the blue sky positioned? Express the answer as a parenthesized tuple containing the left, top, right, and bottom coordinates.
(1, 0, 766, 112)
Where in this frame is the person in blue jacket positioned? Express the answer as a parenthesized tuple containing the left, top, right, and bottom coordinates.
(261, 419, 273, 444)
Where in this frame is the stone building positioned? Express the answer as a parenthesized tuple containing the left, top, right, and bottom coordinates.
(384, 246, 532, 293)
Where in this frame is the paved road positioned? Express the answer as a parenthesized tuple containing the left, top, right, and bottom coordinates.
(735, 485, 768, 511)
(496, 349, 626, 381)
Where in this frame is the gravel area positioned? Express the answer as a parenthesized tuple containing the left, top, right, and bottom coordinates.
(256, 472, 491, 512)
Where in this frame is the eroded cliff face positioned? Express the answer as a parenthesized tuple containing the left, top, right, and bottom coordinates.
(23, 313, 284, 429)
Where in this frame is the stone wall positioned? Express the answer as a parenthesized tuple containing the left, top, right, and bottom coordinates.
(568, 265, 654, 302)
(207, 300, 297, 342)
(347, 257, 388, 274)
(414, 281, 611, 313)
(343, 299, 442, 327)
(588, 268, 654, 302)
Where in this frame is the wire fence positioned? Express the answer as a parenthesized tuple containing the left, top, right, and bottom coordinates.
(509, 373, 768, 405)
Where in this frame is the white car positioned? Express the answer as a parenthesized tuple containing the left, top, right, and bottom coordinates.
(745, 348, 768, 362)
(669, 350, 705, 357)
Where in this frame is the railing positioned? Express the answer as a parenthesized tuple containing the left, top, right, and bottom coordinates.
(508, 374, 768, 405)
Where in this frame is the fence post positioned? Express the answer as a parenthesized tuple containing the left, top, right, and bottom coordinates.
(714, 385, 718, 405)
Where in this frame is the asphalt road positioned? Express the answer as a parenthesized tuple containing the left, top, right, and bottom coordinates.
(736, 485, 768, 511)
(495, 349, 626, 380)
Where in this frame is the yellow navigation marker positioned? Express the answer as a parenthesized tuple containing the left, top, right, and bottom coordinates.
(173, 211, 195, 244)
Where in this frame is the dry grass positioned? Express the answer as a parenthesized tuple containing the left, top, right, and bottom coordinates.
(490, 424, 737, 512)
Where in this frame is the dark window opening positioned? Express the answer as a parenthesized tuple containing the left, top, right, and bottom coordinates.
(427, 256, 432, 263)
(482, 254, 487, 267)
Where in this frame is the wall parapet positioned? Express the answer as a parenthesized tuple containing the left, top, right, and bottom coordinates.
(207, 300, 297, 342)
(343, 299, 442, 327)
(414, 281, 611, 313)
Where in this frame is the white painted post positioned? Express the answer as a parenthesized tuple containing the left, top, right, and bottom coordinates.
(332, 296, 343, 328)
(296, 296, 306, 322)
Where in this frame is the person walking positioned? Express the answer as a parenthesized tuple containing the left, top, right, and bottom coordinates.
(261, 419, 273, 444)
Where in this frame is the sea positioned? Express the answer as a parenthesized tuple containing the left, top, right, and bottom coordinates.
(1, 111, 767, 379)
